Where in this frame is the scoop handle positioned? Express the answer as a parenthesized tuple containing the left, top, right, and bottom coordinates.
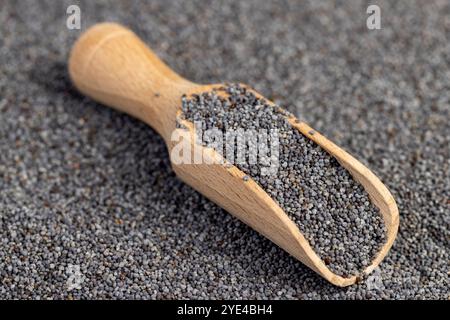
(69, 23, 195, 140)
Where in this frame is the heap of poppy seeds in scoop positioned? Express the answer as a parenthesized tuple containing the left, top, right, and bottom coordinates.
(181, 84, 387, 277)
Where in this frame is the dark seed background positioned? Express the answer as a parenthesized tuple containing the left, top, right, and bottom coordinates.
(0, 0, 448, 299)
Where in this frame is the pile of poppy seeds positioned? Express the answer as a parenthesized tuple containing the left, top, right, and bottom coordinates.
(181, 84, 387, 278)
(1, 0, 449, 299)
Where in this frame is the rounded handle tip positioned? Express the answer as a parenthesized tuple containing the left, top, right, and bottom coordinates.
(68, 22, 195, 140)
(69, 22, 133, 84)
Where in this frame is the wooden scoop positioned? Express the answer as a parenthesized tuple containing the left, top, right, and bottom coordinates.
(69, 23, 399, 287)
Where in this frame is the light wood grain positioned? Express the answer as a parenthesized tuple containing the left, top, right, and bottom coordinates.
(69, 23, 399, 287)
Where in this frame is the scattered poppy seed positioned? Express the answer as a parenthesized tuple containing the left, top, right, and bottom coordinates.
(1, 0, 447, 300)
